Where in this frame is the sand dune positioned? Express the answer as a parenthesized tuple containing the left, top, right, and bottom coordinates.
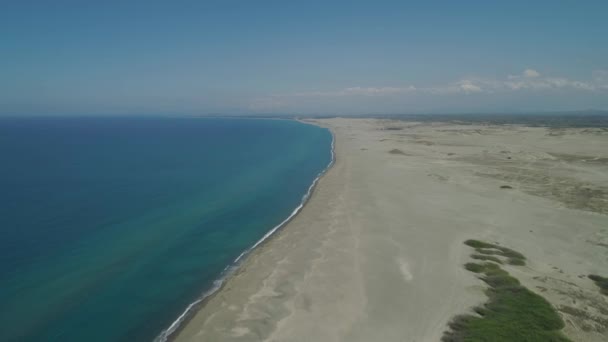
(175, 118, 608, 342)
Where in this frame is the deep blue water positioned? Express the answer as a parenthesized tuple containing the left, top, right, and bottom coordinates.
(0, 117, 332, 341)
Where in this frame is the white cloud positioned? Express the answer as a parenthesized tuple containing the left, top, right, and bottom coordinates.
(523, 69, 541, 78)
(291, 86, 417, 97)
(250, 69, 608, 110)
(592, 70, 608, 90)
(456, 80, 483, 93)
(504, 76, 593, 91)
(341, 86, 416, 96)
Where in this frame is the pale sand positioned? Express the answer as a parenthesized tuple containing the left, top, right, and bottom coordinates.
(175, 118, 608, 342)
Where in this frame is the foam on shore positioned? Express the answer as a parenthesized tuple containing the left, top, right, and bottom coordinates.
(154, 128, 335, 342)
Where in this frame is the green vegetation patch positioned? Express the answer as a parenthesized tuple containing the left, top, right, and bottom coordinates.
(507, 258, 526, 266)
(463, 239, 526, 266)
(463, 239, 495, 249)
(388, 148, 407, 155)
(589, 274, 608, 295)
(471, 254, 503, 264)
(443, 242, 570, 341)
(474, 248, 503, 256)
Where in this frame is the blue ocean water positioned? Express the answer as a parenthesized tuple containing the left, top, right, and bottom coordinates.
(0, 117, 332, 342)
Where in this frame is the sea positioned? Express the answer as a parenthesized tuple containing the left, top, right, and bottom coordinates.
(0, 117, 333, 341)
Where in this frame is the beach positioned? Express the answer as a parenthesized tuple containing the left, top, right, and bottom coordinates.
(174, 118, 608, 342)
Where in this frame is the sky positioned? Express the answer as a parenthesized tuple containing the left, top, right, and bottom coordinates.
(1, 0, 607, 116)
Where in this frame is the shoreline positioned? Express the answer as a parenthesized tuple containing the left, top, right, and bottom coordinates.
(154, 121, 336, 342)
(172, 118, 608, 342)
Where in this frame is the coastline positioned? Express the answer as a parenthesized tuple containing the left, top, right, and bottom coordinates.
(155, 121, 336, 342)
(173, 118, 608, 342)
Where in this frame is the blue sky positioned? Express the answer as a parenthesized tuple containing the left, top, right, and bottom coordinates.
(1, 1, 607, 115)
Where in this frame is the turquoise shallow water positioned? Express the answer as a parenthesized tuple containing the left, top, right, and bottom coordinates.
(0, 117, 332, 342)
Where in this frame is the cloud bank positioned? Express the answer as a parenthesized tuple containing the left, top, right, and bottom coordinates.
(251, 69, 608, 111)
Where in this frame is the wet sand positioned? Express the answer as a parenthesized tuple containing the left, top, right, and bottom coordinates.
(175, 118, 608, 342)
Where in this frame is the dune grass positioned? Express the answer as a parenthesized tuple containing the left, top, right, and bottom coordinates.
(589, 274, 608, 295)
(443, 242, 569, 341)
(507, 258, 526, 266)
(464, 239, 526, 266)
(470, 254, 503, 264)
(388, 148, 407, 155)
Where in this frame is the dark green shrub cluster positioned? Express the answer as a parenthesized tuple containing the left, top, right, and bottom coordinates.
(463, 239, 526, 266)
(471, 254, 503, 264)
(589, 274, 608, 295)
(443, 242, 570, 341)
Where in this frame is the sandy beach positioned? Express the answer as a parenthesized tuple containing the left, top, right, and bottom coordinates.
(175, 118, 608, 342)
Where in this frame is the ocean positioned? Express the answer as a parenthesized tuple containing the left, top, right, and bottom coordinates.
(0, 117, 333, 341)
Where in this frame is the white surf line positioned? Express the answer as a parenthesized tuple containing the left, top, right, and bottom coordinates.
(154, 126, 335, 342)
